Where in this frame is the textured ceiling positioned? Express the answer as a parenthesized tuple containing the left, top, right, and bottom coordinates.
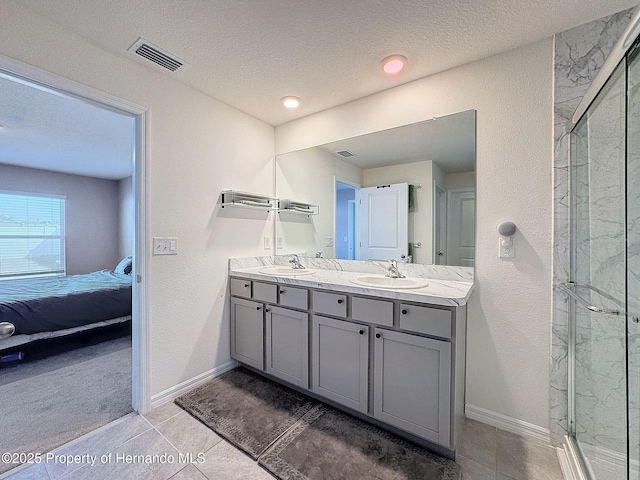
(15, 0, 639, 126)
(0, 75, 134, 180)
(2, 0, 637, 180)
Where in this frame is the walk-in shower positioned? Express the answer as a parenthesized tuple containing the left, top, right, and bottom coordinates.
(563, 7, 640, 479)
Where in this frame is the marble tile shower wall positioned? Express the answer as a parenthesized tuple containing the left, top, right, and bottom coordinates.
(551, 8, 633, 446)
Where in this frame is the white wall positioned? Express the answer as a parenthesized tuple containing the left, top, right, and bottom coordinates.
(118, 177, 134, 259)
(446, 171, 475, 190)
(0, 163, 121, 274)
(276, 147, 362, 258)
(0, 2, 275, 397)
(363, 161, 434, 264)
(276, 40, 553, 429)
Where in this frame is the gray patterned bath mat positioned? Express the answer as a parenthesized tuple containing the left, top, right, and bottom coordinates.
(258, 404, 461, 480)
(174, 367, 317, 459)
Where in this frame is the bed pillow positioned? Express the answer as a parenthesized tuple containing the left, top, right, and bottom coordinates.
(114, 256, 133, 275)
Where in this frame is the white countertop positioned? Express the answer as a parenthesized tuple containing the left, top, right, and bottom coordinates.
(229, 265, 474, 307)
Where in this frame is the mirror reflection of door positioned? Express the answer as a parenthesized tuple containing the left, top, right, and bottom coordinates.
(357, 183, 409, 261)
(335, 181, 359, 260)
(447, 188, 475, 266)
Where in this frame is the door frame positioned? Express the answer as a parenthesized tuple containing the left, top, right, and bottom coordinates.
(333, 177, 360, 260)
(446, 187, 475, 267)
(0, 54, 151, 413)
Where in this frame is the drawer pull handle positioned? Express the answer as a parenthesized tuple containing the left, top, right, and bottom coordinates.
(265, 308, 270, 312)
(401, 309, 408, 315)
(375, 333, 381, 339)
(337, 299, 344, 304)
(256, 306, 261, 311)
(280, 290, 285, 294)
(359, 330, 364, 335)
(244, 284, 250, 288)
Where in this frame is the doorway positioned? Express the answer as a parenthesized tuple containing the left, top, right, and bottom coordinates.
(335, 180, 358, 260)
(0, 54, 149, 471)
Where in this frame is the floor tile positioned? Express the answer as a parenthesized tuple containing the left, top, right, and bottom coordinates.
(169, 464, 208, 480)
(1, 463, 50, 480)
(457, 454, 496, 480)
(44, 414, 151, 480)
(143, 402, 184, 426)
(496, 429, 563, 480)
(155, 411, 222, 456)
(195, 441, 273, 480)
(61, 429, 186, 480)
(458, 419, 498, 471)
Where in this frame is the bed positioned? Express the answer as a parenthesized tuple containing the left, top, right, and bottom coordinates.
(0, 257, 133, 352)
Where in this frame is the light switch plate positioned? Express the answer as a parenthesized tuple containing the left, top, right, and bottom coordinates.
(153, 237, 178, 255)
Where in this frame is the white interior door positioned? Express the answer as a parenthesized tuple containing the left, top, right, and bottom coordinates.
(357, 183, 408, 261)
(446, 188, 475, 267)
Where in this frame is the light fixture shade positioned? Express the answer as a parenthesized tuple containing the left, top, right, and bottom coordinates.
(281, 96, 301, 108)
(381, 55, 407, 75)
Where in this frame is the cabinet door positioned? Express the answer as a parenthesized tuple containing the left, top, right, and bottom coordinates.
(373, 328, 451, 446)
(266, 306, 309, 388)
(312, 315, 368, 413)
(230, 297, 264, 370)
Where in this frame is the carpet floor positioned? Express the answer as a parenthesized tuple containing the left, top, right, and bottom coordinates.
(176, 367, 460, 480)
(0, 335, 133, 474)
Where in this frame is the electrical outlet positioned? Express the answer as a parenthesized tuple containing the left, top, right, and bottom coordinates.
(499, 237, 514, 258)
(325, 237, 334, 247)
(276, 237, 283, 249)
(263, 236, 271, 249)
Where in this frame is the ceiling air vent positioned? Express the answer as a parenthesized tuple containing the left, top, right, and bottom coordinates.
(128, 38, 185, 72)
(335, 150, 355, 158)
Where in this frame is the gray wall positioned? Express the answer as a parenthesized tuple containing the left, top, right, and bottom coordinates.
(118, 176, 133, 259)
(0, 163, 124, 275)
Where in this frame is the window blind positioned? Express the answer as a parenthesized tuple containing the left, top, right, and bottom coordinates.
(0, 191, 66, 279)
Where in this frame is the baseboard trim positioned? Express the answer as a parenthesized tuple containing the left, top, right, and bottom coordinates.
(150, 360, 238, 408)
(465, 404, 551, 444)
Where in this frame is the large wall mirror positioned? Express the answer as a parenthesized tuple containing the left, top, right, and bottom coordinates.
(275, 109, 476, 266)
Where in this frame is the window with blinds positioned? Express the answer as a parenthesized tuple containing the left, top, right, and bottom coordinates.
(0, 191, 66, 279)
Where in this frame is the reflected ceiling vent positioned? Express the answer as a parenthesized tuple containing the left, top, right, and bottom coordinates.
(335, 150, 355, 158)
(128, 38, 186, 72)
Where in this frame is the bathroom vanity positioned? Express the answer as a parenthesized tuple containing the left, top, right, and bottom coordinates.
(228, 257, 473, 458)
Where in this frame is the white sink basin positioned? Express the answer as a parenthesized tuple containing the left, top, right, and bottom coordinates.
(258, 266, 315, 276)
(350, 275, 429, 289)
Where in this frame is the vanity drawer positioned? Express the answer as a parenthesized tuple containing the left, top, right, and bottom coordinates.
(253, 281, 277, 303)
(313, 291, 347, 318)
(352, 296, 393, 327)
(278, 285, 309, 310)
(399, 303, 451, 339)
(230, 278, 252, 298)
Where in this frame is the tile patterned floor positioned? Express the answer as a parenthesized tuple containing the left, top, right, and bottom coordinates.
(0, 405, 564, 480)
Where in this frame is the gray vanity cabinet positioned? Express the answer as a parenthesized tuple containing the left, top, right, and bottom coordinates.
(265, 305, 309, 388)
(373, 328, 452, 446)
(229, 273, 467, 455)
(230, 297, 264, 370)
(311, 315, 369, 413)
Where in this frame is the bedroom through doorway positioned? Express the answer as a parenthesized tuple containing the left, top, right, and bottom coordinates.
(0, 68, 143, 475)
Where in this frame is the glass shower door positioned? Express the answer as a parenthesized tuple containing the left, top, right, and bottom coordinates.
(627, 41, 640, 480)
(570, 58, 628, 479)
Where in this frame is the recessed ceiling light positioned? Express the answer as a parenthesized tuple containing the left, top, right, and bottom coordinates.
(281, 96, 301, 108)
(381, 55, 407, 75)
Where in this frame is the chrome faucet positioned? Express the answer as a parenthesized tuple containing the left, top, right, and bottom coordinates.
(289, 254, 305, 269)
(386, 259, 404, 278)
